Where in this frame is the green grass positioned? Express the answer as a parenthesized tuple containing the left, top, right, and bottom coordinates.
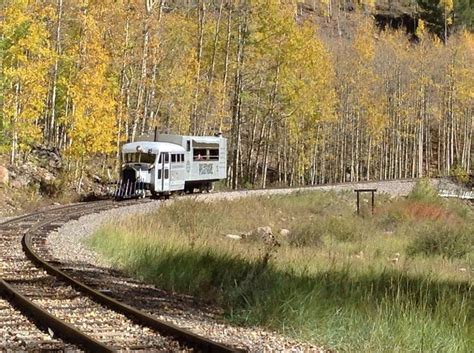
(88, 186, 473, 352)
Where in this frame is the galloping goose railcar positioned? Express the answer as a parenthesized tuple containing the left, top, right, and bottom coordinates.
(116, 134, 227, 198)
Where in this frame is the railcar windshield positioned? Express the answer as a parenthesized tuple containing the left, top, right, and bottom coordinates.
(123, 152, 156, 164)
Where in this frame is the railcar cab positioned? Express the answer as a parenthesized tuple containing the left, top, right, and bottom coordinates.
(120, 142, 157, 198)
(119, 141, 185, 198)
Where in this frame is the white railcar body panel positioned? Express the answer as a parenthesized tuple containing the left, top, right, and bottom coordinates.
(119, 134, 227, 197)
(156, 134, 227, 183)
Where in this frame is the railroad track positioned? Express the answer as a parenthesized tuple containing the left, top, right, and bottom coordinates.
(1, 178, 470, 351)
(0, 201, 238, 352)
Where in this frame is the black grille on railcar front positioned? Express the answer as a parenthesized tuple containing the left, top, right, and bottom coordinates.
(122, 168, 136, 183)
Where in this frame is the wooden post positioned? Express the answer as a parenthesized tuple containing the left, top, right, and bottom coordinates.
(354, 189, 377, 216)
(371, 190, 375, 215)
(356, 190, 360, 215)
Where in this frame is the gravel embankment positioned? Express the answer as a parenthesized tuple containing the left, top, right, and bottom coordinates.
(45, 179, 456, 351)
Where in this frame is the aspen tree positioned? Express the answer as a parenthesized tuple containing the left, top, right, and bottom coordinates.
(154, 12, 197, 134)
(0, 1, 472, 187)
(444, 30, 474, 173)
(67, 1, 116, 190)
(440, 0, 454, 43)
(0, 0, 54, 163)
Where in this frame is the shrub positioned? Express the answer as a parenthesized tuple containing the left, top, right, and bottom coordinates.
(327, 216, 365, 242)
(289, 223, 324, 247)
(402, 201, 457, 222)
(288, 215, 366, 247)
(39, 177, 66, 197)
(407, 179, 440, 203)
(407, 222, 473, 259)
(450, 165, 469, 184)
(376, 207, 406, 231)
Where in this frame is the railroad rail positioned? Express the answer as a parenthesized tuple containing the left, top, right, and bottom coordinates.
(0, 201, 238, 352)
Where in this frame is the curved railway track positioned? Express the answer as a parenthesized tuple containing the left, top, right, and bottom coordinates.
(1, 178, 470, 351)
(0, 201, 238, 352)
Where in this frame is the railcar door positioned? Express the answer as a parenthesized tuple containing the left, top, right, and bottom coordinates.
(160, 152, 170, 192)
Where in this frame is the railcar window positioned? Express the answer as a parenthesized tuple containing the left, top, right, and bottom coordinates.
(193, 148, 219, 161)
(209, 149, 219, 161)
(157, 169, 162, 179)
(141, 153, 156, 164)
(164, 169, 169, 179)
(124, 153, 134, 163)
(193, 148, 207, 160)
(171, 154, 176, 163)
(124, 153, 156, 164)
(186, 140, 191, 152)
(164, 153, 169, 163)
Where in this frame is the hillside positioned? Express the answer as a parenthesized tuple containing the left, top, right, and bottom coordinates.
(0, 0, 472, 206)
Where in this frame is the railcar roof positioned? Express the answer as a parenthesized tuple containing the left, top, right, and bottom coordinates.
(122, 141, 185, 154)
(188, 136, 223, 144)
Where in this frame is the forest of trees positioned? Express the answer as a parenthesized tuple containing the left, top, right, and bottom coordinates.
(0, 0, 472, 188)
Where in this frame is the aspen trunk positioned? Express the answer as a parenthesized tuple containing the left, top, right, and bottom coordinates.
(219, 4, 232, 131)
(203, 0, 224, 128)
(48, 0, 63, 144)
(191, 0, 206, 134)
(10, 81, 21, 164)
(131, 1, 158, 141)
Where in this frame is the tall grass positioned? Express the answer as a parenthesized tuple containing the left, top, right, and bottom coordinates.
(89, 188, 473, 352)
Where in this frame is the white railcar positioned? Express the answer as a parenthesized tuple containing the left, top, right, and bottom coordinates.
(116, 134, 227, 198)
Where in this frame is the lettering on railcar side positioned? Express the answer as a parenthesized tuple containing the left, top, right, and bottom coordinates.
(199, 163, 213, 175)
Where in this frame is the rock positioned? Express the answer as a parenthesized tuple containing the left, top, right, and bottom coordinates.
(37, 167, 55, 183)
(279, 229, 290, 237)
(241, 231, 252, 238)
(0, 165, 9, 185)
(32, 145, 62, 169)
(225, 234, 242, 240)
(254, 226, 279, 247)
(257, 226, 272, 236)
(389, 252, 400, 264)
(10, 175, 29, 189)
